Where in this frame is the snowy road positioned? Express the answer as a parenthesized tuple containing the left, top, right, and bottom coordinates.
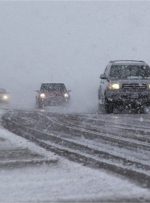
(1, 109, 150, 202)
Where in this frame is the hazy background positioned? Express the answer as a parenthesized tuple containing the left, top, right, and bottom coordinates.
(0, 1, 150, 112)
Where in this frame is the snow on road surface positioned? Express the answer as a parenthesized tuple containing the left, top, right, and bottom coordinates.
(0, 109, 150, 202)
(0, 128, 58, 166)
(0, 160, 150, 203)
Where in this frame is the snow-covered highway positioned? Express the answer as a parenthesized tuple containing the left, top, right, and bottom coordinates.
(1, 109, 150, 202)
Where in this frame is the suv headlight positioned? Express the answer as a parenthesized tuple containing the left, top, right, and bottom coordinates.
(2, 95, 9, 100)
(64, 93, 69, 98)
(148, 84, 150, 89)
(40, 93, 46, 98)
(108, 83, 120, 90)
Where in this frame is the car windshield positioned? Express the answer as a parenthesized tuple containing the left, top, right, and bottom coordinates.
(110, 65, 150, 79)
(40, 83, 66, 92)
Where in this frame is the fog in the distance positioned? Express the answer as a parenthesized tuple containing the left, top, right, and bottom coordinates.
(0, 1, 150, 112)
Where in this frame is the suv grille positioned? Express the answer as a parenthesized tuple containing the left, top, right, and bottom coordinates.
(122, 83, 147, 91)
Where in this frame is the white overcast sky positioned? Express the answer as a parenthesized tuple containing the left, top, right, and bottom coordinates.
(0, 1, 150, 110)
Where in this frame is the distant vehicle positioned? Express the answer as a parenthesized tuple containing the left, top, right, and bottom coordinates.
(0, 88, 10, 104)
(98, 60, 150, 113)
(36, 83, 71, 108)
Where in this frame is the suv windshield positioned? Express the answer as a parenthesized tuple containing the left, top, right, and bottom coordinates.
(40, 83, 66, 92)
(110, 65, 150, 79)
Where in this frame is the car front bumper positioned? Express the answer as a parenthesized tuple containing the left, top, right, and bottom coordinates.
(0, 98, 9, 103)
(38, 96, 70, 106)
(105, 90, 150, 106)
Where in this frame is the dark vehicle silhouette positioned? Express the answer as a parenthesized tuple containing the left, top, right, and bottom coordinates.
(36, 83, 70, 108)
(98, 60, 150, 113)
(0, 88, 10, 104)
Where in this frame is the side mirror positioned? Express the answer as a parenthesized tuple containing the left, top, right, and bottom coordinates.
(68, 90, 71, 93)
(100, 74, 108, 80)
(35, 90, 40, 93)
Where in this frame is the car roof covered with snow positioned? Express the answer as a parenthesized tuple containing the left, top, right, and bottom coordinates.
(109, 60, 148, 66)
(40, 83, 66, 91)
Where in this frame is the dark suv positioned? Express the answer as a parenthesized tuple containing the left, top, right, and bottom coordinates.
(36, 83, 71, 108)
(98, 60, 150, 113)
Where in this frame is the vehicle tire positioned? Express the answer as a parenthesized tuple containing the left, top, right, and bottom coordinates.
(104, 101, 113, 113)
(98, 103, 101, 113)
(138, 106, 144, 114)
(98, 103, 106, 114)
(38, 102, 44, 109)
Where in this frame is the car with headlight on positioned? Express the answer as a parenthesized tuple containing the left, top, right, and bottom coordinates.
(98, 60, 150, 113)
(36, 83, 71, 108)
(0, 88, 10, 104)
